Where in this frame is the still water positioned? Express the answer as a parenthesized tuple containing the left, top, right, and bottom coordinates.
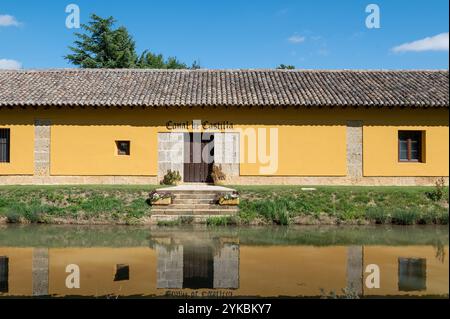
(0, 225, 448, 298)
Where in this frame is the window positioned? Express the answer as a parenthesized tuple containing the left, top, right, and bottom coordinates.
(116, 141, 130, 156)
(0, 256, 8, 293)
(114, 264, 129, 281)
(398, 131, 424, 162)
(398, 258, 426, 292)
(0, 129, 10, 163)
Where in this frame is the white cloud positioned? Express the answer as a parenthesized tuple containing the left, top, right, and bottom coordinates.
(0, 59, 22, 70)
(392, 32, 449, 53)
(288, 35, 305, 44)
(0, 14, 20, 27)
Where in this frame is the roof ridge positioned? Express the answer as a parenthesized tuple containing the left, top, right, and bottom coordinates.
(0, 68, 448, 73)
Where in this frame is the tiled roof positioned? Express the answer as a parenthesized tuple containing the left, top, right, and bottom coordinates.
(0, 69, 448, 108)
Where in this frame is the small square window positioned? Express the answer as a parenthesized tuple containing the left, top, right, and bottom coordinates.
(116, 141, 130, 156)
(114, 264, 129, 281)
(398, 131, 424, 162)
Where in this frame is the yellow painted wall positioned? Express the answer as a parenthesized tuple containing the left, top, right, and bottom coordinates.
(0, 107, 448, 177)
(363, 246, 449, 297)
(0, 110, 34, 175)
(0, 248, 33, 296)
(49, 248, 157, 297)
(1, 245, 448, 297)
(364, 126, 449, 176)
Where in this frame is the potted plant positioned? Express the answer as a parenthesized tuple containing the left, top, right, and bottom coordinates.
(211, 164, 226, 185)
(161, 170, 182, 185)
(149, 191, 175, 205)
(217, 191, 240, 206)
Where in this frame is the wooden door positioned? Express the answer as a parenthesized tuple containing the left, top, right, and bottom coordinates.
(184, 133, 214, 183)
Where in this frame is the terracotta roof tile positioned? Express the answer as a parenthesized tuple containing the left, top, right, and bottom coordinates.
(0, 69, 448, 108)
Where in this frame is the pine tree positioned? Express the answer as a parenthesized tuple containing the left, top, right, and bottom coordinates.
(66, 14, 193, 69)
(65, 14, 137, 68)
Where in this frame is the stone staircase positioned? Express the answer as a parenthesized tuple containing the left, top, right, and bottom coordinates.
(150, 185, 239, 221)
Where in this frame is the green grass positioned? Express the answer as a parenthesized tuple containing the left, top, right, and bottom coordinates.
(0, 185, 448, 225)
(233, 185, 449, 225)
(0, 185, 158, 224)
(206, 216, 238, 226)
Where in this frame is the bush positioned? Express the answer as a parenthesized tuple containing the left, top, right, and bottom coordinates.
(365, 207, 390, 224)
(391, 209, 421, 225)
(426, 177, 447, 202)
(161, 170, 182, 185)
(5, 211, 22, 223)
(211, 164, 226, 185)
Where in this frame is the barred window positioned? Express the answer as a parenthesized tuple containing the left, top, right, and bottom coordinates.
(0, 129, 10, 163)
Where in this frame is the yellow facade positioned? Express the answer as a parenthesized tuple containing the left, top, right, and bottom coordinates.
(0, 245, 448, 297)
(0, 106, 448, 180)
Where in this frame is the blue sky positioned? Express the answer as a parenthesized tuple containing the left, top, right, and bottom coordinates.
(0, 0, 448, 69)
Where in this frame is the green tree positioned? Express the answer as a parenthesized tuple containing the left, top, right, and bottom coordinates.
(276, 64, 295, 70)
(136, 51, 187, 69)
(65, 14, 193, 69)
(65, 14, 137, 68)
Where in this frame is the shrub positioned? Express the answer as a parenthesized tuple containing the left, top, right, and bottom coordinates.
(365, 207, 390, 224)
(5, 211, 22, 223)
(426, 177, 447, 202)
(161, 170, 182, 185)
(391, 208, 421, 225)
(211, 164, 226, 185)
(274, 210, 290, 225)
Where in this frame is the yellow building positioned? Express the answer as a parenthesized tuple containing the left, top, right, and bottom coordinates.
(0, 69, 448, 185)
(0, 242, 448, 298)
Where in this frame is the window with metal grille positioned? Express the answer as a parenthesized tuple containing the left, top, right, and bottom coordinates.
(398, 131, 424, 162)
(0, 129, 10, 163)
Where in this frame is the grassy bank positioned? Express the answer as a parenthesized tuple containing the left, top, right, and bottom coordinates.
(0, 185, 448, 225)
(234, 185, 449, 226)
(0, 185, 157, 225)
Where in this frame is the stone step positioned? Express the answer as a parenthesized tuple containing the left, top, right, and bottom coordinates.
(157, 203, 238, 210)
(167, 190, 232, 195)
(172, 198, 215, 204)
(150, 208, 239, 215)
(174, 194, 221, 200)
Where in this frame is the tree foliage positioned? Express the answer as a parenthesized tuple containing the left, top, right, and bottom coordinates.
(276, 64, 295, 70)
(65, 14, 198, 69)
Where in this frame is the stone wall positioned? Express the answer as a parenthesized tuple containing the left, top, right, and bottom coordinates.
(346, 121, 363, 179)
(156, 244, 184, 289)
(214, 132, 240, 180)
(34, 119, 51, 177)
(213, 243, 239, 289)
(157, 132, 184, 183)
(32, 248, 49, 296)
(226, 176, 448, 186)
(346, 246, 363, 295)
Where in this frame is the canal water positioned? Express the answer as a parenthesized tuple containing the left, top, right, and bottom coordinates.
(0, 225, 448, 298)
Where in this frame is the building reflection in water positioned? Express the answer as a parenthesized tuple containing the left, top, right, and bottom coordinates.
(0, 229, 448, 298)
(152, 235, 239, 290)
(398, 258, 427, 292)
